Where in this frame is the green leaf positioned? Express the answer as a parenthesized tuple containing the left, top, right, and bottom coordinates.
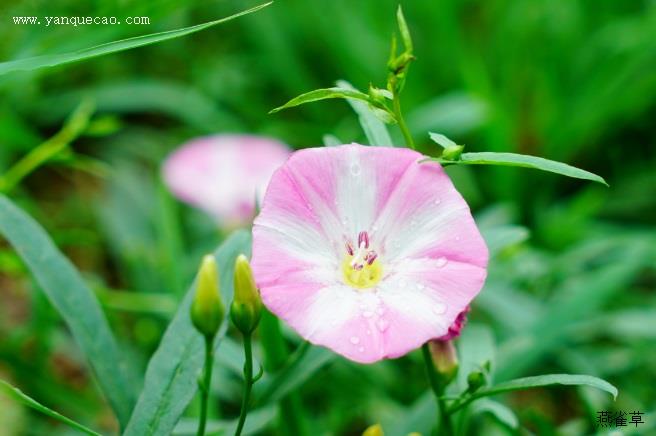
(336, 80, 394, 146)
(396, 5, 413, 53)
(322, 134, 342, 147)
(0, 195, 136, 427)
(124, 231, 250, 436)
(255, 344, 334, 404)
(269, 87, 371, 114)
(0, 379, 101, 436)
(0, 3, 272, 76)
(424, 152, 608, 186)
(480, 225, 529, 257)
(428, 131, 458, 149)
(450, 374, 617, 413)
(469, 399, 519, 430)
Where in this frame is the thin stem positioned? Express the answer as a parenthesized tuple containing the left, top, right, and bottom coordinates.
(422, 344, 454, 436)
(392, 90, 416, 150)
(197, 337, 214, 436)
(234, 334, 254, 436)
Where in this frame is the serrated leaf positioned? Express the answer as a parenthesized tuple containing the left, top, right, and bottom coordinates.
(0, 379, 101, 436)
(269, 87, 371, 114)
(123, 231, 250, 436)
(337, 80, 395, 146)
(0, 194, 136, 427)
(0, 3, 272, 76)
(424, 152, 608, 185)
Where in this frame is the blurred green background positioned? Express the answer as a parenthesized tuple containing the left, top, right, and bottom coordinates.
(0, 0, 654, 435)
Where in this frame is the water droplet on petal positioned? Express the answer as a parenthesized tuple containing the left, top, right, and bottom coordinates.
(433, 303, 447, 314)
(436, 257, 448, 268)
(350, 162, 362, 177)
(455, 236, 461, 241)
(362, 310, 374, 318)
(416, 283, 425, 290)
(366, 329, 372, 335)
(350, 336, 360, 345)
(372, 224, 379, 232)
(434, 198, 442, 205)
(358, 346, 365, 352)
(376, 319, 389, 332)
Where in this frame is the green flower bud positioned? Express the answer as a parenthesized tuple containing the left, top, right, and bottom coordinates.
(190, 255, 224, 338)
(231, 254, 263, 335)
(428, 340, 459, 387)
(362, 424, 384, 436)
(442, 144, 464, 161)
(467, 370, 486, 393)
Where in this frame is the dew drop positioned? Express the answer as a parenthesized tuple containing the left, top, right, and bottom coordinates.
(416, 283, 425, 290)
(366, 329, 372, 335)
(350, 162, 362, 177)
(376, 319, 389, 332)
(372, 224, 379, 232)
(362, 310, 374, 318)
(358, 346, 365, 353)
(455, 236, 461, 241)
(434, 198, 442, 205)
(433, 303, 447, 314)
(350, 336, 360, 345)
(436, 257, 448, 268)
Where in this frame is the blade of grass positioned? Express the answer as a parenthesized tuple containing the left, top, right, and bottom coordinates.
(0, 194, 136, 427)
(0, 379, 101, 436)
(0, 3, 272, 76)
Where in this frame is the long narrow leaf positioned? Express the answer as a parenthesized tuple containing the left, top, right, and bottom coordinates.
(124, 231, 250, 436)
(0, 3, 272, 76)
(424, 152, 607, 185)
(0, 195, 136, 426)
(270, 87, 370, 114)
(0, 379, 101, 436)
(451, 374, 617, 413)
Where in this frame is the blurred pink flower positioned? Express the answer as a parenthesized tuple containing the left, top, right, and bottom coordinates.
(251, 144, 488, 363)
(163, 135, 290, 224)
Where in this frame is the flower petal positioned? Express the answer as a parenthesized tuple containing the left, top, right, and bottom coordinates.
(163, 135, 290, 223)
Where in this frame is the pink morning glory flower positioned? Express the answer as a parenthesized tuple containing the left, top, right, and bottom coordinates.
(163, 135, 291, 224)
(251, 144, 488, 363)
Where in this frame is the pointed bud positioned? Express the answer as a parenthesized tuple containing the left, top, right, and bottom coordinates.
(428, 339, 459, 387)
(441, 144, 464, 161)
(362, 423, 384, 436)
(191, 255, 224, 339)
(231, 254, 262, 335)
(467, 370, 487, 393)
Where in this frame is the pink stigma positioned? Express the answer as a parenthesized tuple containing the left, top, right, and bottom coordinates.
(347, 231, 378, 270)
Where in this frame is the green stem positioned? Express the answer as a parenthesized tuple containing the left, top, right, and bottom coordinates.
(234, 334, 254, 436)
(392, 90, 415, 150)
(197, 337, 214, 436)
(0, 99, 94, 194)
(422, 344, 454, 436)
